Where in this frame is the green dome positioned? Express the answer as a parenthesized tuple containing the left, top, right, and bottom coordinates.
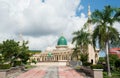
(57, 36, 67, 45)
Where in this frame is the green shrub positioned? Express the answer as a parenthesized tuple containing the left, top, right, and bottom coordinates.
(0, 64, 11, 69)
(83, 62, 92, 66)
(91, 64, 104, 69)
(115, 59, 120, 68)
(98, 57, 106, 64)
(115, 59, 120, 71)
(27, 62, 31, 65)
(80, 53, 88, 63)
(109, 54, 119, 66)
(32, 60, 37, 64)
(13, 61, 21, 66)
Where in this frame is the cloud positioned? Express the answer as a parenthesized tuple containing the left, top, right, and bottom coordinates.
(113, 22, 120, 33)
(27, 35, 58, 50)
(20, 0, 83, 37)
(0, 0, 88, 50)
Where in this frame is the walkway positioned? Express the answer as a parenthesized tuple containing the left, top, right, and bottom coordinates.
(16, 62, 84, 78)
(43, 66, 58, 78)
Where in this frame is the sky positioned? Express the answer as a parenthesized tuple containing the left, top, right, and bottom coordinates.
(0, 0, 120, 55)
(79, 0, 120, 16)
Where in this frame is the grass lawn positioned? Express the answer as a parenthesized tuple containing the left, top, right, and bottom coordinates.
(104, 71, 120, 78)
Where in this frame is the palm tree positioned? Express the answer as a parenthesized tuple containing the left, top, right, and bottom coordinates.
(114, 8, 120, 19)
(71, 47, 80, 60)
(72, 29, 91, 61)
(111, 37, 120, 48)
(91, 5, 120, 77)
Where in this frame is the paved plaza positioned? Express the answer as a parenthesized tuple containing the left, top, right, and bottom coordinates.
(16, 62, 84, 78)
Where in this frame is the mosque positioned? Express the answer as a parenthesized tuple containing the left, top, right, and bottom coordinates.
(31, 5, 99, 64)
(32, 35, 99, 64)
(32, 35, 74, 62)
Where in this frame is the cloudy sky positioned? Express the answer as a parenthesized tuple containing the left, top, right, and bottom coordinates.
(0, 0, 120, 51)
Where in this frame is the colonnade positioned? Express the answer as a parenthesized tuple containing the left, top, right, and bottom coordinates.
(32, 52, 72, 62)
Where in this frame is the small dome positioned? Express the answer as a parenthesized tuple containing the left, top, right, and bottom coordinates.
(57, 36, 67, 45)
(46, 47, 53, 51)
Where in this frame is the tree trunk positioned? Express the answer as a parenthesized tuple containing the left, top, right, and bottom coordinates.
(106, 41, 111, 77)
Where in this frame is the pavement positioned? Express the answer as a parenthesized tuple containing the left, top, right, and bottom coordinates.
(43, 66, 58, 78)
(16, 62, 85, 78)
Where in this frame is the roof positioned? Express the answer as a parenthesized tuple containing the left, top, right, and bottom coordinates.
(109, 48, 120, 58)
(57, 36, 67, 46)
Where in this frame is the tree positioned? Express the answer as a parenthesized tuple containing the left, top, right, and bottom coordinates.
(115, 59, 120, 71)
(71, 47, 80, 60)
(109, 54, 119, 67)
(91, 5, 120, 76)
(0, 39, 31, 66)
(18, 41, 31, 64)
(111, 39, 120, 48)
(72, 29, 91, 53)
(98, 57, 106, 64)
(114, 8, 120, 19)
(72, 29, 91, 61)
(80, 53, 88, 63)
(0, 40, 20, 65)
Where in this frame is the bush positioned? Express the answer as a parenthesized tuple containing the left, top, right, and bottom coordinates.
(115, 59, 120, 71)
(32, 60, 37, 64)
(0, 64, 11, 69)
(91, 64, 104, 69)
(109, 54, 119, 66)
(13, 61, 22, 66)
(80, 53, 88, 63)
(98, 57, 106, 64)
(83, 62, 92, 66)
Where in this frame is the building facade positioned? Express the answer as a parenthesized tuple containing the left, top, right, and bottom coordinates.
(32, 36, 73, 62)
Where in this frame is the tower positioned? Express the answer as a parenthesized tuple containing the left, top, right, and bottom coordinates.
(88, 5, 92, 34)
(87, 5, 96, 64)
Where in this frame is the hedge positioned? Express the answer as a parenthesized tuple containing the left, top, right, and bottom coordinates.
(91, 64, 104, 69)
(0, 64, 11, 69)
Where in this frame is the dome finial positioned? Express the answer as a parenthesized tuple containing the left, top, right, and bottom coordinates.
(88, 4, 91, 19)
(61, 33, 64, 36)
